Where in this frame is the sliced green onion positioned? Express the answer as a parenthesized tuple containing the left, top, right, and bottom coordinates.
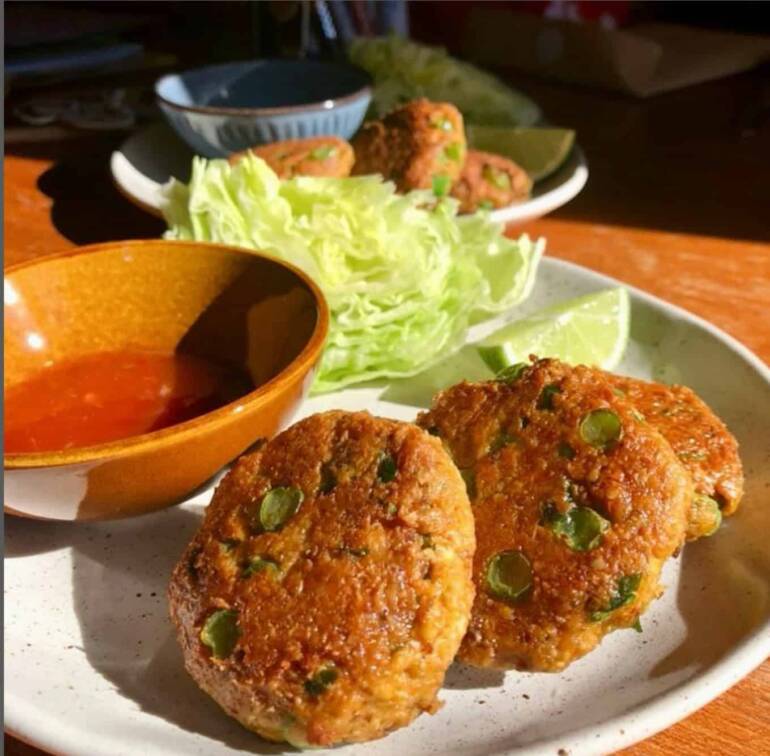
(590, 573, 641, 621)
(444, 143, 462, 161)
(580, 409, 622, 449)
(304, 665, 338, 696)
(200, 609, 240, 659)
(495, 362, 528, 383)
(310, 145, 335, 160)
(242, 556, 279, 577)
(485, 550, 532, 603)
(541, 503, 609, 551)
(432, 174, 451, 197)
(537, 383, 562, 410)
(482, 164, 511, 191)
(256, 487, 304, 532)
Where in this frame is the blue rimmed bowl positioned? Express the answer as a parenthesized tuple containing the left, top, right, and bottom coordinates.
(155, 59, 372, 158)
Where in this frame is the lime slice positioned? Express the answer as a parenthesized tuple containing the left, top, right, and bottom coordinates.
(466, 126, 576, 182)
(477, 288, 630, 373)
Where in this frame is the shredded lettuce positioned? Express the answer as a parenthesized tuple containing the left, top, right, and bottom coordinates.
(348, 35, 541, 127)
(161, 155, 543, 393)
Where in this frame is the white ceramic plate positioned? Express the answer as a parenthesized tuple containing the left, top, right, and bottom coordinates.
(109, 123, 588, 225)
(6, 257, 770, 756)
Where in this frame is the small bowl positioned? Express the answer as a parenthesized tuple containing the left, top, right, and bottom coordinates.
(155, 59, 372, 157)
(4, 240, 329, 521)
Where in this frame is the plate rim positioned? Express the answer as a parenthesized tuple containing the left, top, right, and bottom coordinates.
(5, 255, 769, 756)
(108, 124, 589, 224)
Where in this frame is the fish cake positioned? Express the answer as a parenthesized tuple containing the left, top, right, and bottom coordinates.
(417, 359, 691, 672)
(451, 149, 532, 213)
(608, 375, 743, 540)
(229, 136, 354, 178)
(351, 99, 466, 193)
(169, 410, 475, 747)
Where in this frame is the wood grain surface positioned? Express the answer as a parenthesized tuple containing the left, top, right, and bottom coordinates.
(3, 65, 769, 755)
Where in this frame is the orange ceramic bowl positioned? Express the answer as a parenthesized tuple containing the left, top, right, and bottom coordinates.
(4, 240, 329, 521)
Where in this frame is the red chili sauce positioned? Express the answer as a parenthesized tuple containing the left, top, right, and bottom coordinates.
(4, 350, 252, 454)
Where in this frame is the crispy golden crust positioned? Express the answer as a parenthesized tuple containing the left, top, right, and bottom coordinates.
(417, 359, 691, 672)
(607, 375, 743, 539)
(228, 136, 354, 178)
(169, 411, 475, 747)
(450, 149, 532, 213)
(351, 99, 466, 192)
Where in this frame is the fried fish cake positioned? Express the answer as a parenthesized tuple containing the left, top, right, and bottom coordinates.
(351, 99, 466, 193)
(229, 136, 354, 178)
(450, 149, 532, 213)
(607, 375, 743, 540)
(417, 359, 691, 672)
(169, 411, 475, 747)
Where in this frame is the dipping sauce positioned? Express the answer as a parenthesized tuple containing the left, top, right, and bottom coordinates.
(4, 350, 252, 454)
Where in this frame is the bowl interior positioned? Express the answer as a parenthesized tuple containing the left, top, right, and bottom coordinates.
(4, 241, 321, 453)
(156, 60, 371, 111)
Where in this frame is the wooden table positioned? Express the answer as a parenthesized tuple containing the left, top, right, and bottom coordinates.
(4, 68, 769, 755)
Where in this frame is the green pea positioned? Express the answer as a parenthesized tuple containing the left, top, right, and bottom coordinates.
(304, 665, 338, 696)
(310, 145, 335, 160)
(495, 362, 528, 383)
(377, 453, 397, 482)
(486, 550, 532, 603)
(541, 503, 609, 552)
(580, 409, 622, 449)
(557, 442, 576, 459)
(242, 556, 279, 577)
(430, 115, 453, 131)
(537, 383, 562, 410)
(482, 164, 511, 190)
(444, 142, 462, 161)
(200, 609, 240, 659)
(256, 487, 304, 532)
(432, 174, 451, 197)
(590, 573, 641, 621)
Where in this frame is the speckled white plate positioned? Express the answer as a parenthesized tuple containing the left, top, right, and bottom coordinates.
(6, 257, 770, 756)
(109, 122, 588, 226)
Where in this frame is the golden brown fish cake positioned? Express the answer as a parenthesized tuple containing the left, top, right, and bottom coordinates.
(417, 359, 691, 672)
(351, 99, 466, 193)
(229, 136, 354, 178)
(607, 375, 743, 540)
(450, 149, 532, 214)
(169, 411, 475, 747)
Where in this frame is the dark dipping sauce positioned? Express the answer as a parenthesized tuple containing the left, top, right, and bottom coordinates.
(4, 350, 253, 454)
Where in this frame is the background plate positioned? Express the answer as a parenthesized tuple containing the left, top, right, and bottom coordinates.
(6, 256, 769, 756)
(109, 122, 588, 226)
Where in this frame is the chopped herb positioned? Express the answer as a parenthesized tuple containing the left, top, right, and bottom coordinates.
(432, 174, 451, 197)
(495, 362, 528, 383)
(304, 666, 338, 696)
(242, 556, 279, 577)
(482, 164, 511, 190)
(631, 617, 643, 633)
(444, 143, 462, 161)
(537, 383, 562, 410)
(541, 503, 609, 552)
(590, 573, 642, 621)
(478, 199, 495, 211)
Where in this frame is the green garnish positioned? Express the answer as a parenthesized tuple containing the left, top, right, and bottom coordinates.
(579, 409, 622, 449)
(444, 143, 463, 161)
(430, 115, 453, 131)
(495, 362, 528, 383)
(482, 164, 511, 191)
(318, 463, 336, 494)
(310, 145, 335, 160)
(478, 200, 495, 211)
(541, 503, 609, 552)
(485, 550, 532, 603)
(377, 453, 398, 482)
(432, 174, 451, 197)
(200, 609, 240, 659)
(692, 494, 723, 537)
(304, 666, 338, 696)
(537, 383, 562, 410)
(242, 556, 279, 577)
(590, 573, 642, 621)
(631, 617, 643, 633)
(557, 442, 576, 459)
(256, 487, 304, 532)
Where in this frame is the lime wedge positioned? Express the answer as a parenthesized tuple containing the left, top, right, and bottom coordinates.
(466, 126, 576, 182)
(477, 288, 630, 373)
